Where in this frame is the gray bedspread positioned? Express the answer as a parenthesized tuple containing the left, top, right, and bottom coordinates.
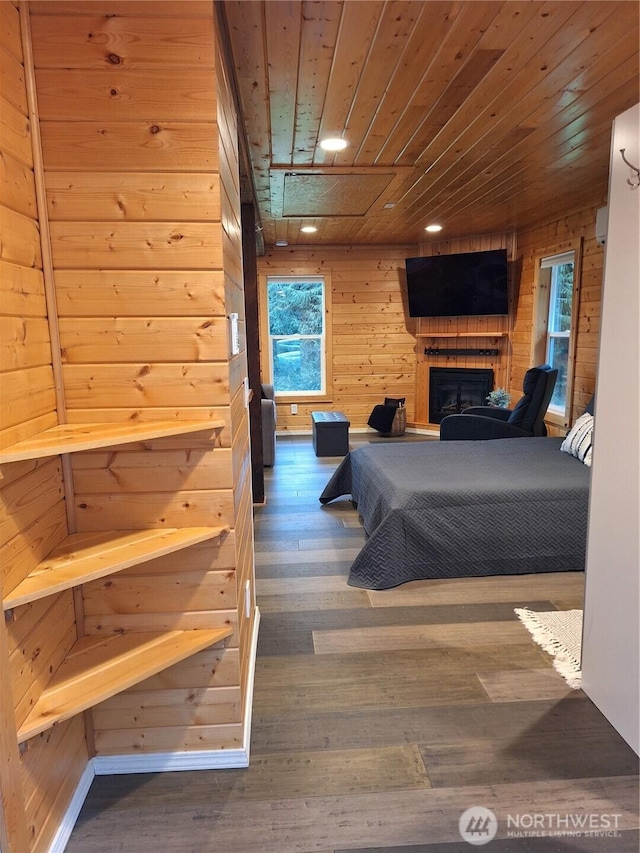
(319, 437, 590, 589)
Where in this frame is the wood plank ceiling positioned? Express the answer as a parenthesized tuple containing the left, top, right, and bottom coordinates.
(221, 0, 639, 248)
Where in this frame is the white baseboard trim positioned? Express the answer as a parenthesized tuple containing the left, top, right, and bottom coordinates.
(240, 604, 260, 765)
(48, 760, 95, 853)
(93, 607, 261, 775)
(50, 607, 261, 849)
(92, 746, 249, 775)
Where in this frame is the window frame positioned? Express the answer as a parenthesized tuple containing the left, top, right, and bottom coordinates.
(530, 239, 582, 429)
(259, 272, 333, 403)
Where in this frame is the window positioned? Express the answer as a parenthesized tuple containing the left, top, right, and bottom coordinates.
(532, 244, 581, 426)
(264, 276, 331, 397)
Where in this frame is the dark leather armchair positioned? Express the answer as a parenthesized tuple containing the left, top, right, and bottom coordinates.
(439, 364, 558, 441)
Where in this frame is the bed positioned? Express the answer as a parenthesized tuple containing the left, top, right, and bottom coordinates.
(319, 437, 590, 589)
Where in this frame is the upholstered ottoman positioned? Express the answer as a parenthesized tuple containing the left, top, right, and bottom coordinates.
(311, 411, 350, 457)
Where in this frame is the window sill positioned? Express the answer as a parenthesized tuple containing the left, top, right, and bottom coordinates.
(545, 410, 569, 430)
(276, 395, 333, 405)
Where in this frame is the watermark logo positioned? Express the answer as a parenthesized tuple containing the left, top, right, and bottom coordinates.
(459, 806, 498, 846)
(506, 812, 622, 838)
(458, 807, 623, 845)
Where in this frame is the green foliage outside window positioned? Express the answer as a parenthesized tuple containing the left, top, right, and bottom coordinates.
(267, 279, 324, 394)
(267, 280, 323, 335)
(547, 262, 574, 410)
(549, 263, 574, 333)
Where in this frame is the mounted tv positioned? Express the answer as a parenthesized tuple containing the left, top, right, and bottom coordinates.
(405, 248, 509, 317)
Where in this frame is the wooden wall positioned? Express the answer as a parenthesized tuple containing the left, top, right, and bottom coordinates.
(258, 235, 516, 431)
(1, 3, 88, 850)
(30, 0, 244, 758)
(413, 233, 516, 427)
(0, 2, 607, 848)
(258, 246, 418, 431)
(1, 2, 254, 850)
(259, 220, 601, 435)
(216, 27, 257, 724)
(512, 205, 604, 434)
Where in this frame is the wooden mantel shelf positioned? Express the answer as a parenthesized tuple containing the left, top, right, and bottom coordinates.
(17, 627, 233, 743)
(416, 332, 507, 338)
(3, 526, 229, 610)
(0, 420, 224, 464)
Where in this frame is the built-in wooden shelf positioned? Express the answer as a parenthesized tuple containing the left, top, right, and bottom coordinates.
(2, 418, 232, 745)
(416, 332, 508, 338)
(0, 420, 224, 464)
(17, 627, 233, 743)
(3, 526, 228, 611)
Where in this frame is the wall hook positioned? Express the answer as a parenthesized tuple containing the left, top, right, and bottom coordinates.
(620, 149, 640, 188)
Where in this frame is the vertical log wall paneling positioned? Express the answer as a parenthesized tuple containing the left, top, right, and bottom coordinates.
(513, 206, 604, 434)
(1, 2, 256, 850)
(1, 3, 86, 851)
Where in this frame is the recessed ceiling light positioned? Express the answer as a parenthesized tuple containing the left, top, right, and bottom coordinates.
(301, 225, 317, 233)
(275, 240, 289, 247)
(319, 137, 348, 152)
(383, 202, 396, 209)
(425, 224, 443, 233)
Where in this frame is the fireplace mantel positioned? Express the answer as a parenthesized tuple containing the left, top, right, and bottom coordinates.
(416, 331, 508, 338)
(412, 318, 511, 427)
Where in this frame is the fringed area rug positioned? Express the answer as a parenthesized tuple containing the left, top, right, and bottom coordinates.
(515, 608, 583, 689)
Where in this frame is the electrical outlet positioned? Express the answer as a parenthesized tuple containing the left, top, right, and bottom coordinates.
(291, 403, 298, 415)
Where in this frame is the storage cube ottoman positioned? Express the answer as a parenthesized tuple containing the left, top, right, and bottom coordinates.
(311, 411, 350, 457)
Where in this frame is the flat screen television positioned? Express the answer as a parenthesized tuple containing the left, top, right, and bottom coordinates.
(405, 248, 509, 317)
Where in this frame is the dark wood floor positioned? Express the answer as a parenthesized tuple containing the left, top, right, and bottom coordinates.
(67, 434, 639, 852)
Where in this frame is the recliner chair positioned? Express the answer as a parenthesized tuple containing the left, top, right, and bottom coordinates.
(439, 364, 558, 441)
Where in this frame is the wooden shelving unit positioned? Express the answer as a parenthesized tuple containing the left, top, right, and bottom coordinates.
(17, 627, 233, 743)
(3, 526, 228, 610)
(0, 7, 252, 846)
(0, 419, 224, 464)
(2, 420, 233, 744)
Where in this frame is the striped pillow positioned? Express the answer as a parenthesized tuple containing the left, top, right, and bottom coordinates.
(560, 412, 594, 466)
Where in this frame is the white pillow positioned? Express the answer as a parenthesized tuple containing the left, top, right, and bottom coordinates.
(560, 412, 594, 466)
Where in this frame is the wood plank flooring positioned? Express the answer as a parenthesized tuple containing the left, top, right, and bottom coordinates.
(67, 434, 639, 852)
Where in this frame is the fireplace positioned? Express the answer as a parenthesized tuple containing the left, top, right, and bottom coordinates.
(429, 367, 494, 424)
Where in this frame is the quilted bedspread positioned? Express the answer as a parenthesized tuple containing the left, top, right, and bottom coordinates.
(319, 437, 590, 589)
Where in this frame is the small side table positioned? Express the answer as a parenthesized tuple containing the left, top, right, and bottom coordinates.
(311, 411, 350, 456)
